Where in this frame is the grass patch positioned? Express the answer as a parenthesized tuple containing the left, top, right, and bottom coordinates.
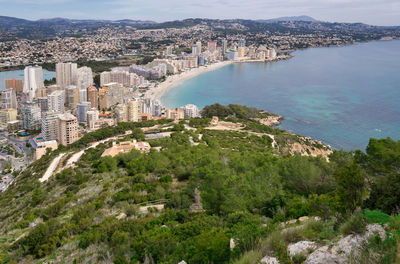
(363, 209, 391, 225)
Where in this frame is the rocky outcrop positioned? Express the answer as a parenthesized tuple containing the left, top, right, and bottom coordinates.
(254, 115, 283, 127)
(260, 256, 280, 264)
(288, 241, 319, 257)
(304, 224, 386, 264)
(289, 142, 332, 160)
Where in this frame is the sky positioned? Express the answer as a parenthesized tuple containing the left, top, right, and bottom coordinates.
(0, 0, 399, 26)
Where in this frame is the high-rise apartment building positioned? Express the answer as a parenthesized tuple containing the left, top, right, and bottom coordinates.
(222, 40, 228, 54)
(100, 70, 143, 87)
(23, 66, 44, 101)
(192, 45, 201, 56)
(166, 46, 173, 56)
(48, 90, 65, 113)
(238, 46, 246, 58)
(0, 88, 17, 109)
(56, 62, 77, 88)
(127, 99, 142, 122)
(0, 109, 18, 124)
(66, 85, 79, 109)
(86, 109, 99, 126)
(76, 66, 93, 102)
(41, 111, 60, 141)
(76, 101, 91, 123)
(239, 38, 246, 47)
(5, 79, 23, 93)
(196, 41, 202, 52)
(181, 104, 200, 118)
(87, 86, 98, 110)
(21, 102, 41, 131)
(58, 113, 78, 146)
(36, 97, 49, 113)
(207, 41, 217, 53)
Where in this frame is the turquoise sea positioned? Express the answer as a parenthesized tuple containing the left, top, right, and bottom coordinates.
(161, 40, 400, 151)
(0, 69, 56, 90)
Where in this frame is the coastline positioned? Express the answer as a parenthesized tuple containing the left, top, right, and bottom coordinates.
(145, 55, 293, 102)
(145, 61, 234, 101)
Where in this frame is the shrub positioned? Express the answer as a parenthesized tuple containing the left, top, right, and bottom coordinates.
(292, 254, 307, 264)
(233, 250, 262, 264)
(340, 212, 367, 236)
(363, 209, 391, 225)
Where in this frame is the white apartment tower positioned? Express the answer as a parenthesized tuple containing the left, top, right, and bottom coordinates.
(0, 88, 17, 109)
(127, 99, 142, 122)
(23, 66, 44, 101)
(21, 102, 41, 131)
(76, 66, 93, 102)
(41, 111, 60, 141)
(48, 90, 65, 113)
(56, 62, 78, 88)
(86, 109, 99, 126)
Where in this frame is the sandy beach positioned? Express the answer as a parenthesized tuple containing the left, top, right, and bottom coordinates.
(145, 60, 234, 101)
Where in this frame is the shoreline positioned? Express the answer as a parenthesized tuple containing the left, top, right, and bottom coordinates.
(145, 55, 293, 102)
(145, 60, 234, 101)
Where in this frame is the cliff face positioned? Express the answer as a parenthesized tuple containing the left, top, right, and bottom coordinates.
(254, 115, 284, 127)
(289, 141, 333, 160)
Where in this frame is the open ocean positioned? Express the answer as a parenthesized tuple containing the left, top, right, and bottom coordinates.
(161, 40, 400, 151)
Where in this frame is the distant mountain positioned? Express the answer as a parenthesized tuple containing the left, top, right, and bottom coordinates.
(257, 15, 317, 23)
(0, 16, 157, 41)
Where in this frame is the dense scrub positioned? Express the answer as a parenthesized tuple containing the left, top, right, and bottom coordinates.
(0, 105, 399, 263)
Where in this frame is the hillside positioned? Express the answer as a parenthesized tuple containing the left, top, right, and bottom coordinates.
(0, 104, 399, 264)
(1, 15, 399, 41)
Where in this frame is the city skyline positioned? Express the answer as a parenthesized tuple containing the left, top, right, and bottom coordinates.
(1, 0, 400, 26)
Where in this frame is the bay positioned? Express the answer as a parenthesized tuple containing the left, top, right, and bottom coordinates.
(161, 40, 400, 151)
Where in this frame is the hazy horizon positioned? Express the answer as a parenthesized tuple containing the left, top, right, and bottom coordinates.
(0, 0, 399, 26)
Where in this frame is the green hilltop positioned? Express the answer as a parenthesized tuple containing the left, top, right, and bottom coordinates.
(0, 104, 399, 264)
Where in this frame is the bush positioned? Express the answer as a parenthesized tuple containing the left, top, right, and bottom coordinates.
(340, 212, 367, 236)
(292, 254, 307, 264)
(363, 209, 391, 225)
(233, 250, 262, 264)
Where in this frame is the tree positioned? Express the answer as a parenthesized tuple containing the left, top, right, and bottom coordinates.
(333, 162, 366, 214)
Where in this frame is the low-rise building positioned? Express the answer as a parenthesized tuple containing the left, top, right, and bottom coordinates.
(101, 140, 151, 157)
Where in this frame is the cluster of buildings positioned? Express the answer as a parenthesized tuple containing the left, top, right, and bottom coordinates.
(1, 60, 202, 160)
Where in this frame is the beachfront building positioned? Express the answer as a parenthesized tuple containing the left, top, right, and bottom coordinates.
(129, 63, 167, 80)
(207, 41, 217, 53)
(23, 66, 44, 101)
(166, 109, 185, 120)
(100, 70, 144, 87)
(181, 104, 200, 118)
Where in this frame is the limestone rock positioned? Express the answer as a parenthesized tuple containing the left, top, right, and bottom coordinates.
(260, 256, 279, 264)
(305, 224, 386, 264)
(288, 241, 319, 257)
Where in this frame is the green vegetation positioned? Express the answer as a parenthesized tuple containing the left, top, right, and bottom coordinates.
(0, 104, 399, 263)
